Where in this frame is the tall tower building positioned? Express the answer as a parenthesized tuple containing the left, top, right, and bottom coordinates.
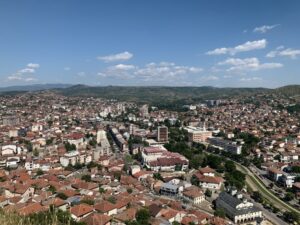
(139, 104, 149, 118)
(157, 126, 168, 142)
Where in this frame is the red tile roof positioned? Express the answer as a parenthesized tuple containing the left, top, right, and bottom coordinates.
(18, 203, 47, 216)
(70, 203, 94, 218)
(194, 173, 224, 184)
(94, 200, 116, 213)
(81, 213, 111, 225)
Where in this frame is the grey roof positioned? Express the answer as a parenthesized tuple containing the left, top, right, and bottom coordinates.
(217, 192, 261, 216)
(219, 192, 241, 208)
(161, 182, 178, 190)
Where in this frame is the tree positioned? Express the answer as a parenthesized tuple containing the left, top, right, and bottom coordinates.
(153, 173, 163, 181)
(33, 148, 39, 157)
(81, 174, 91, 182)
(25, 208, 85, 225)
(56, 192, 68, 200)
(205, 189, 212, 197)
(224, 160, 236, 172)
(136, 208, 150, 225)
(64, 142, 76, 152)
(274, 154, 281, 161)
(175, 120, 181, 127)
(252, 191, 263, 203)
(172, 222, 181, 225)
(284, 192, 295, 202)
(190, 155, 205, 169)
(214, 208, 226, 218)
(99, 186, 106, 194)
(272, 206, 279, 213)
(291, 166, 300, 173)
(80, 199, 94, 205)
(125, 221, 139, 225)
(225, 170, 246, 190)
(124, 154, 134, 171)
(283, 211, 299, 223)
(73, 162, 83, 170)
(207, 155, 222, 170)
(252, 155, 264, 168)
(26, 142, 33, 152)
(175, 164, 182, 171)
(87, 161, 99, 169)
(47, 120, 53, 127)
(48, 185, 56, 194)
(113, 171, 121, 181)
(89, 139, 97, 147)
(107, 196, 116, 204)
(191, 175, 199, 186)
(36, 169, 44, 176)
(46, 138, 54, 145)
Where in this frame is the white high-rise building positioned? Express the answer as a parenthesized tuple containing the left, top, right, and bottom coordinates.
(96, 130, 106, 143)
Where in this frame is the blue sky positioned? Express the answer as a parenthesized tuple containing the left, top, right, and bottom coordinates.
(0, 0, 300, 88)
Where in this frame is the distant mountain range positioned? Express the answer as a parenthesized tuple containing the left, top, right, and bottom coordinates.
(0, 84, 72, 92)
(0, 84, 299, 104)
(56, 85, 269, 104)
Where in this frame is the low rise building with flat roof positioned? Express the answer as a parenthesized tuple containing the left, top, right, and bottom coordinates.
(184, 126, 212, 143)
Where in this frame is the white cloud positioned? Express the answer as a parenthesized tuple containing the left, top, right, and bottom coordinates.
(64, 67, 71, 71)
(253, 24, 279, 33)
(7, 75, 23, 81)
(266, 47, 300, 59)
(266, 51, 277, 58)
(134, 62, 203, 80)
(109, 64, 135, 71)
(206, 39, 267, 55)
(77, 72, 86, 77)
(24, 77, 37, 82)
(280, 49, 300, 58)
(277, 45, 285, 50)
(98, 62, 203, 81)
(207, 47, 228, 55)
(97, 72, 107, 77)
(27, 63, 40, 68)
(240, 77, 262, 82)
(200, 75, 219, 81)
(218, 57, 283, 72)
(7, 63, 40, 82)
(18, 68, 35, 74)
(97, 51, 133, 62)
(189, 67, 203, 73)
(7, 75, 37, 82)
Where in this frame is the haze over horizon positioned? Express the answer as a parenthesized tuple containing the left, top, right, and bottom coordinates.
(1, 0, 300, 88)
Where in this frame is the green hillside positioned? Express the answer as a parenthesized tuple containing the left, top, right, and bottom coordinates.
(56, 85, 268, 104)
(275, 85, 300, 96)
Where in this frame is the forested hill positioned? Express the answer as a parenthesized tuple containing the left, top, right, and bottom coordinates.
(0, 84, 72, 92)
(55, 85, 268, 104)
(275, 85, 300, 96)
(1, 84, 300, 104)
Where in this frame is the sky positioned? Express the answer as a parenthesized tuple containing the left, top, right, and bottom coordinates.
(0, 0, 300, 88)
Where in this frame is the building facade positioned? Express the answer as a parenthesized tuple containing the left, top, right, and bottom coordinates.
(216, 192, 262, 224)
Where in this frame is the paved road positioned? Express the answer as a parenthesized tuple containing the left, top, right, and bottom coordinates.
(243, 194, 289, 225)
(235, 162, 300, 216)
(256, 203, 289, 225)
